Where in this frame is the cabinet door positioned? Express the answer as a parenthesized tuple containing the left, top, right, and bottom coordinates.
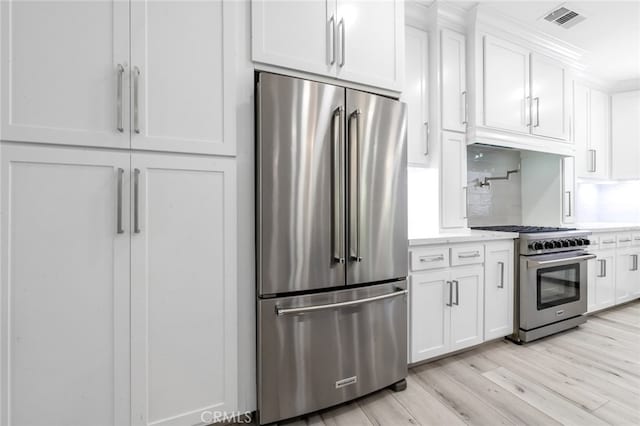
(531, 54, 568, 140)
(611, 91, 640, 179)
(592, 250, 616, 311)
(574, 82, 591, 177)
(484, 242, 514, 340)
(337, 0, 404, 91)
(252, 0, 336, 78)
(589, 89, 610, 179)
(441, 29, 467, 133)
(131, 154, 237, 426)
(130, 0, 236, 155)
(562, 157, 575, 224)
(483, 36, 530, 133)
(405, 26, 430, 166)
(441, 131, 467, 228)
(0, 1, 129, 148)
(1, 144, 131, 426)
(409, 271, 451, 363)
(450, 265, 484, 351)
(616, 248, 634, 304)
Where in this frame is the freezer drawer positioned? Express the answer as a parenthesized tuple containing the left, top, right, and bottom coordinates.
(258, 281, 407, 425)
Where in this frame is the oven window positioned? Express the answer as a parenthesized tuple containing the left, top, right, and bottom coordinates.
(537, 264, 580, 310)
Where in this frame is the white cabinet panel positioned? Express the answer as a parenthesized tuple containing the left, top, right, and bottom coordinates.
(252, 0, 336, 77)
(131, 154, 237, 426)
(405, 26, 431, 166)
(588, 250, 616, 313)
(409, 271, 451, 363)
(131, 0, 236, 155)
(441, 29, 466, 133)
(1, 144, 131, 426)
(0, 0, 129, 149)
(337, 0, 404, 91)
(450, 265, 484, 351)
(441, 131, 467, 228)
(562, 157, 575, 224)
(589, 89, 610, 179)
(484, 242, 514, 340)
(611, 90, 640, 179)
(482, 36, 530, 133)
(530, 54, 568, 140)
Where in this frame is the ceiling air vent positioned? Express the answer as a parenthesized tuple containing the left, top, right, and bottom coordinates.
(543, 6, 586, 29)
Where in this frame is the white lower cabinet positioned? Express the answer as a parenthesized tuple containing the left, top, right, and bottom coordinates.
(616, 247, 640, 304)
(484, 241, 514, 340)
(0, 144, 238, 426)
(409, 242, 512, 364)
(588, 249, 616, 312)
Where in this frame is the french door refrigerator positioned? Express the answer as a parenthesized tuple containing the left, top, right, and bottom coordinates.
(256, 73, 408, 425)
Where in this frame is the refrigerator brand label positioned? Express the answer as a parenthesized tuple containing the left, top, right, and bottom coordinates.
(335, 376, 358, 389)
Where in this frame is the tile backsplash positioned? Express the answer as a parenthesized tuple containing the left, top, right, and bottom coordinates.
(576, 180, 640, 223)
(467, 146, 522, 226)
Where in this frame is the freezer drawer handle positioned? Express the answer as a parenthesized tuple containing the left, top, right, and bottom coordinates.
(275, 288, 407, 316)
(527, 253, 596, 268)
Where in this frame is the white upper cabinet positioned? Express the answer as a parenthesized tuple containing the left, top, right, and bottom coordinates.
(441, 131, 467, 228)
(482, 36, 530, 134)
(575, 82, 610, 179)
(251, 0, 404, 92)
(0, 0, 129, 148)
(611, 91, 640, 179)
(252, 0, 336, 78)
(130, 0, 236, 155)
(530, 54, 569, 140)
(441, 29, 467, 133)
(405, 26, 431, 166)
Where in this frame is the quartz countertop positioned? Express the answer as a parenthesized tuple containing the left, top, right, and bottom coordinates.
(409, 230, 519, 246)
(576, 223, 640, 233)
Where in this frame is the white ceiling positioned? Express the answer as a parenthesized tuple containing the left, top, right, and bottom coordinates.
(453, 1, 640, 85)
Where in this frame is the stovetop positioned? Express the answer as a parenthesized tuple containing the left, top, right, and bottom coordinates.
(471, 225, 577, 234)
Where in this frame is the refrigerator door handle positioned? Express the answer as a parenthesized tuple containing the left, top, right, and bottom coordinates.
(332, 106, 345, 264)
(275, 288, 407, 316)
(348, 109, 362, 262)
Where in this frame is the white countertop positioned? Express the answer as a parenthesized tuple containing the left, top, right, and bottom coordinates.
(409, 230, 519, 246)
(576, 223, 640, 232)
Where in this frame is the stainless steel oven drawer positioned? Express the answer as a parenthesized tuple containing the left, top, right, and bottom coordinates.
(258, 281, 407, 425)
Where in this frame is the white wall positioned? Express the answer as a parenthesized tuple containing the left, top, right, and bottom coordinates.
(407, 167, 439, 237)
(576, 181, 640, 223)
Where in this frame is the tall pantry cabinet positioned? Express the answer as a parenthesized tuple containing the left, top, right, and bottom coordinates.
(0, 2, 238, 426)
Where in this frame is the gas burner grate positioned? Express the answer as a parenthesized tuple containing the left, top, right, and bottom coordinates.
(471, 225, 577, 234)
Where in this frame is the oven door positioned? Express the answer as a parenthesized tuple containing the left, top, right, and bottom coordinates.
(520, 251, 595, 330)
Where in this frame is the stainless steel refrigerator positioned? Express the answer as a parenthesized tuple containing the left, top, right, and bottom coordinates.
(256, 72, 408, 425)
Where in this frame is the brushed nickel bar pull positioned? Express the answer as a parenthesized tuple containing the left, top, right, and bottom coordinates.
(462, 186, 468, 219)
(339, 18, 345, 67)
(116, 64, 124, 132)
(588, 149, 597, 173)
(116, 168, 124, 234)
(632, 254, 638, 271)
(526, 96, 532, 127)
(597, 259, 606, 278)
(498, 261, 505, 288)
(332, 106, 345, 264)
(133, 66, 141, 134)
(461, 91, 468, 125)
(424, 122, 430, 156)
(328, 16, 336, 65)
(419, 255, 444, 263)
(349, 109, 362, 262)
(276, 289, 408, 316)
(565, 191, 572, 217)
(134, 168, 141, 234)
(446, 281, 452, 307)
(453, 280, 459, 306)
(534, 97, 540, 127)
(458, 251, 481, 259)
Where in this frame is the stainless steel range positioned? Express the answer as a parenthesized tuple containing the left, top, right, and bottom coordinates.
(472, 226, 596, 343)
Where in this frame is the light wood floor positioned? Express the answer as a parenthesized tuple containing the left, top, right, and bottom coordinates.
(281, 301, 640, 426)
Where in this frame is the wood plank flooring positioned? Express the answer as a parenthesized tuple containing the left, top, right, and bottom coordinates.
(279, 301, 640, 426)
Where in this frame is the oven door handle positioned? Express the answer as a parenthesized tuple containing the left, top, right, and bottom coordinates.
(527, 253, 596, 268)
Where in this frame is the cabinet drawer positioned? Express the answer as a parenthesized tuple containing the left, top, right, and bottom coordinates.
(617, 233, 633, 247)
(633, 233, 640, 246)
(410, 247, 450, 271)
(599, 234, 618, 249)
(450, 245, 485, 266)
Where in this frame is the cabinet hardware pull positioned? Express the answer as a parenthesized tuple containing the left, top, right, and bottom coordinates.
(116, 168, 124, 234)
(116, 64, 124, 132)
(446, 281, 452, 307)
(461, 91, 468, 125)
(133, 66, 141, 134)
(339, 18, 345, 67)
(597, 259, 606, 278)
(565, 191, 572, 217)
(525, 96, 531, 127)
(419, 255, 444, 262)
(462, 186, 468, 220)
(588, 149, 597, 173)
(602, 239, 615, 244)
(458, 251, 480, 259)
(332, 106, 345, 264)
(134, 168, 141, 234)
(453, 280, 459, 305)
(533, 97, 540, 127)
(632, 254, 638, 271)
(328, 16, 336, 65)
(424, 121, 430, 156)
(620, 238, 632, 243)
(348, 109, 362, 262)
(498, 261, 505, 288)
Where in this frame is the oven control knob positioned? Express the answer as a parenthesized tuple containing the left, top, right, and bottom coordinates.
(582, 238, 591, 246)
(544, 241, 554, 249)
(576, 239, 584, 246)
(530, 241, 544, 251)
(560, 240, 570, 247)
(568, 239, 577, 246)
(553, 240, 564, 248)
